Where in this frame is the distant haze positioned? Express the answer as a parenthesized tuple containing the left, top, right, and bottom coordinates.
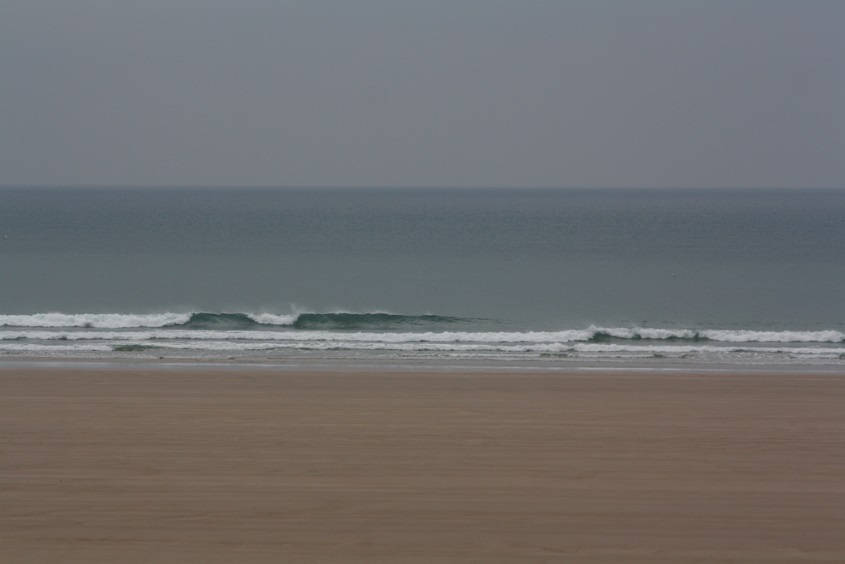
(1, 1, 843, 188)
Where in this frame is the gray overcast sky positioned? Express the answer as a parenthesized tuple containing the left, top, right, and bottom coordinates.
(1, 1, 843, 188)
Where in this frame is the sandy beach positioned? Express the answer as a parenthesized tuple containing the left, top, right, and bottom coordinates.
(1, 366, 843, 563)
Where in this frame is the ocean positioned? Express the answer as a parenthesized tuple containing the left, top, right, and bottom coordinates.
(1, 187, 843, 368)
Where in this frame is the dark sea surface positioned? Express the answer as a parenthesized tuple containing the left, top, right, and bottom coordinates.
(1, 187, 843, 367)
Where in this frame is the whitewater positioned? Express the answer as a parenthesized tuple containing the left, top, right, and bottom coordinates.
(1, 311, 843, 366)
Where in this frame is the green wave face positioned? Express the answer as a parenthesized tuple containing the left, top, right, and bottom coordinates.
(588, 330, 706, 343)
(175, 313, 262, 329)
(166, 312, 466, 331)
(112, 344, 161, 352)
(291, 313, 463, 330)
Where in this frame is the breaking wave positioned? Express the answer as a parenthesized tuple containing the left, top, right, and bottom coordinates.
(1, 341, 843, 360)
(0, 312, 193, 329)
(2, 314, 843, 364)
(0, 311, 463, 330)
(1, 312, 841, 344)
(587, 327, 845, 344)
(173, 312, 295, 329)
(291, 313, 463, 330)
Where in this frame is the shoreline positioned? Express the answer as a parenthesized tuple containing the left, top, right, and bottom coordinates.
(2, 366, 844, 562)
(3, 356, 845, 375)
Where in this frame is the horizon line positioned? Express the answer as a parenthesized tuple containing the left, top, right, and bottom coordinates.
(2, 184, 843, 191)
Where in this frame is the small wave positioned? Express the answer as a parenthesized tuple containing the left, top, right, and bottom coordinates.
(290, 313, 463, 330)
(697, 329, 844, 343)
(586, 327, 843, 344)
(2, 340, 842, 358)
(0, 312, 192, 329)
(0, 311, 463, 330)
(172, 312, 464, 330)
(589, 327, 700, 342)
(0, 329, 596, 343)
(168, 312, 296, 330)
(112, 344, 161, 352)
(0, 311, 296, 329)
(2, 313, 842, 344)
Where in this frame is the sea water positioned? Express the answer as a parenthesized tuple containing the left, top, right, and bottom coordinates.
(1, 187, 843, 367)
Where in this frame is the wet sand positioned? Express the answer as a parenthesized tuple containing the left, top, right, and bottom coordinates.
(1, 367, 843, 562)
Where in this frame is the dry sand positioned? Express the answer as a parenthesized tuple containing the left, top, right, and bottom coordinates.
(1, 367, 843, 563)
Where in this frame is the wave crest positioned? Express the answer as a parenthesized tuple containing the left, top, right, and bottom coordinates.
(291, 313, 462, 330)
(0, 311, 465, 330)
(0, 312, 192, 329)
(1, 313, 842, 344)
(587, 327, 843, 344)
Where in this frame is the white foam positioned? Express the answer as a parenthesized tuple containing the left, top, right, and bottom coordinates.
(0, 311, 304, 329)
(3, 313, 841, 345)
(0, 329, 596, 343)
(2, 339, 841, 358)
(0, 312, 192, 328)
(3, 327, 844, 347)
(592, 327, 698, 340)
(572, 343, 844, 357)
(699, 329, 844, 343)
(2, 315, 844, 364)
(588, 327, 844, 343)
(0, 343, 114, 352)
(246, 313, 299, 326)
